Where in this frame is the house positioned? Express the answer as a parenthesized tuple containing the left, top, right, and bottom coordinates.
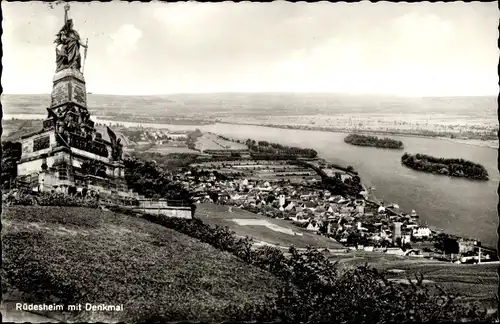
(406, 223, 419, 230)
(368, 235, 382, 242)
(458, 238, 477, 254)
(285, 201, 295, 211)
(335, 196, 348, 204)
(293, 211, 308, 223)
(357, 222, 369, 231)
(385, 248, 405, 256)
(412, 226, 431, 239)
(327, 222, 333, 234)
(167, 132, 188, 140)
(401, 233, 412, 245)
(315, 205, 327, 213)
(340, 206, 354, 214)
(405, 249, 423, 257)
(363, 246, 374, 252)
(306, 222, 320, 232)
(304, 200, 317, 211)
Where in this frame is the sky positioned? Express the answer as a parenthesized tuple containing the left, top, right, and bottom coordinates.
(1, 1, 498, 96)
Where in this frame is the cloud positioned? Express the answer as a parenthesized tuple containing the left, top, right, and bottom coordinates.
(1, 2, 498, 96)
(394, 12, 454, 42)
(106, 24, 143, 58)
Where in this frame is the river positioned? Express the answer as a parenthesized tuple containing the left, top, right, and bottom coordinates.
(4, 114, 499, 248)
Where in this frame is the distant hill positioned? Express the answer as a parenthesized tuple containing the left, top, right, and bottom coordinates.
(2, 93, 496, 120)
(2, 119, 44, 142)
(2, 118, 133, 146)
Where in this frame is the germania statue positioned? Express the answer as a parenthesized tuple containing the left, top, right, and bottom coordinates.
(54, 4, 88, 73)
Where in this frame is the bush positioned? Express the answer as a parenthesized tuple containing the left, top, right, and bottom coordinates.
(134, 209, 492, 323)
(5, 192, 99, 208)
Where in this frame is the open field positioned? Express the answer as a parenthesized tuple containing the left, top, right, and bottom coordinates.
(195, 203, 343, 249)
(2, 206, 284, 323)
(2, 119, 44, 140)
(191, 160, 321, 182)
(1, 119, 133, 145)
(147, 145, 200, 154)
(195, 133, 248, 152)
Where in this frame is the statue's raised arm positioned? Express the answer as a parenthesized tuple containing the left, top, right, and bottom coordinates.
(64, 3, 70, 25)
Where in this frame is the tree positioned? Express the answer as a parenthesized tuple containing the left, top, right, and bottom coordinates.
(209, 191, 219, 203)
(1, 141, 22, 189)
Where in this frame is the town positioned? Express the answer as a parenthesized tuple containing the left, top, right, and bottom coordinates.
(177, 153, 495, 264)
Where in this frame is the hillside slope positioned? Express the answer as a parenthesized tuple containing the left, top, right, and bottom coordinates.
(2, 206, 283, 323)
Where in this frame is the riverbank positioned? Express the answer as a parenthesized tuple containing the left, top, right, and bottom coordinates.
(4, 114, 497, 149)
(218, 122, 498, 149)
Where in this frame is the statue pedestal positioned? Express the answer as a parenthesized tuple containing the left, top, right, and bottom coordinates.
(50, 68, 87, 109)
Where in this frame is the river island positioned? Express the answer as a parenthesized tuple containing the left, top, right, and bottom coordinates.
(401, 153, 489, 181)
(344, 134, 404, 149)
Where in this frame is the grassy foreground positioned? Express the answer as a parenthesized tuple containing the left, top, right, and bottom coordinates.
(1, 206, 284, 323)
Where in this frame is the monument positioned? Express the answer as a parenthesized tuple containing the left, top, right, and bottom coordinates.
(16, 4, 129, 200)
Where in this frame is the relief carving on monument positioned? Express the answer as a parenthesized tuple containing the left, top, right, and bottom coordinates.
(72, 82, 87, 106)
(33, 136, 51, 152)
(51, 82, 70, 107)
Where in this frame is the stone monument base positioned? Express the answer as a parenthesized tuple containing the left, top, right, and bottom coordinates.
(51, 68, 87, 109)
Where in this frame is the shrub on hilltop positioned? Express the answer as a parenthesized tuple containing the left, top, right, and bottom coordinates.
(123, 155, 193, 202)
(4, 191, 99, 208)
(1, 141, 22, 189)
